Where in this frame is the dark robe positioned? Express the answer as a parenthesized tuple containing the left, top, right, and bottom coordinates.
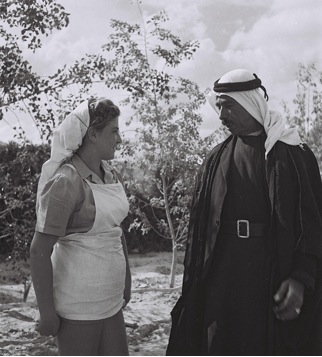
(166, 134, 322, 356)
(202, 134, 271, 355)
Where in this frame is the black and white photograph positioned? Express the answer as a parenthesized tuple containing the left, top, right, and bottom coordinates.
(1, 0, 322, 355)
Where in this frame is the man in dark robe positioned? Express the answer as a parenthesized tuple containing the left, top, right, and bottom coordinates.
(166, 69, 322, 355)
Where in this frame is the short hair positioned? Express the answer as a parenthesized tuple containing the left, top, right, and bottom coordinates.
(88, 97, 120, 131)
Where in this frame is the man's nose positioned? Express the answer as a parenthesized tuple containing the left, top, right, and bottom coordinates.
(117, 133, 122, 144)
(218, 108, 225, 121)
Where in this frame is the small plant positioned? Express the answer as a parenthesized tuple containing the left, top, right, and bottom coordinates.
(1, 256, 32, 302)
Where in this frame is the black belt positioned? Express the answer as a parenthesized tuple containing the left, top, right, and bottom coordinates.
(220, 220, 268, 238)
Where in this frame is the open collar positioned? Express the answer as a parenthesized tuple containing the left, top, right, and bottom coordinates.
(71, 154, 117, 184)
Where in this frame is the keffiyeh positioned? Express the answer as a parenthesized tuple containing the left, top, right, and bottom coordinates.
(207, 69, 302, 158)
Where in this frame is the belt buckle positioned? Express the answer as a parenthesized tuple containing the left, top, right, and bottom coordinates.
(237, 220, 250, 238)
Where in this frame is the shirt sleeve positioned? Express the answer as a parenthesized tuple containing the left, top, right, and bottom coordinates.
(35, 170, 80, 237)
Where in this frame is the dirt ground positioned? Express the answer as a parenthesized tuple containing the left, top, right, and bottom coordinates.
(0, 251, 185, 356)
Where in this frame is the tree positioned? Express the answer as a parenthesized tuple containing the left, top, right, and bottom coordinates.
(0, 0, 68, 138)
(283, 63, 322, 173)
(0, 0, 108, 142)
(0, 1, 226, 289)
(101, 8, 222, 287)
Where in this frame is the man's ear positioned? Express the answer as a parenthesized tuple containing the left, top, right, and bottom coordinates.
(86, 126, 97, 143)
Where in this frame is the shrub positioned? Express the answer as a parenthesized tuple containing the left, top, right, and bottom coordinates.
(0, 142, 50, 258)
(0, 142, 172, 260)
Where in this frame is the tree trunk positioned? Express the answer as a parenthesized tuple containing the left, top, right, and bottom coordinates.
(169, 240, 177, 288)
(161, 174, 177, 288)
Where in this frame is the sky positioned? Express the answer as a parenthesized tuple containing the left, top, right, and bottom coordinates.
(1, 0, 322, 143)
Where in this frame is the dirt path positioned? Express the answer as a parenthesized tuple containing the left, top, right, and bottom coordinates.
(0, 252, 184, 356)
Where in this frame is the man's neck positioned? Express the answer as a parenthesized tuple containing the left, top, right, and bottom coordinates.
(246, 128, 264, 136)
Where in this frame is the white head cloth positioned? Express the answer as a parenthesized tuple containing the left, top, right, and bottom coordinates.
(207, 69, 302, 158)
(36, 100, 90, 205)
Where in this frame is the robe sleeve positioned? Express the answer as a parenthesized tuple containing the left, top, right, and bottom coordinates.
(290, 252, 317, 293)
(290, 144, 322, 293)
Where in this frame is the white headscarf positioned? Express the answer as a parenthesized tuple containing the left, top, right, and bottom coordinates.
(207, 69, 302, 158)
(36, 100, 90, 206)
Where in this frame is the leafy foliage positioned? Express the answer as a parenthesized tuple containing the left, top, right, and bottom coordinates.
(0, 0, 106, 141)
(3, 1, 320, 290)
(0, 142, 50, 257)
(0, 4, 218, 282)
(0, 142, 173, 258)
(1, 0, 69, 51)
(101, 13, 200, 247)
(0, 0, 70, 126)
(283, 63, 322, 173)
(99, 10, 223, 286)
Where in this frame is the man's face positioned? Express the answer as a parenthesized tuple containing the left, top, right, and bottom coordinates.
(215, 95, 263, 136)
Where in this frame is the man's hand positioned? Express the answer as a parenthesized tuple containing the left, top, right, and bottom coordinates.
(36, 311, 60, 337)
(273, 278, 304, 321)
